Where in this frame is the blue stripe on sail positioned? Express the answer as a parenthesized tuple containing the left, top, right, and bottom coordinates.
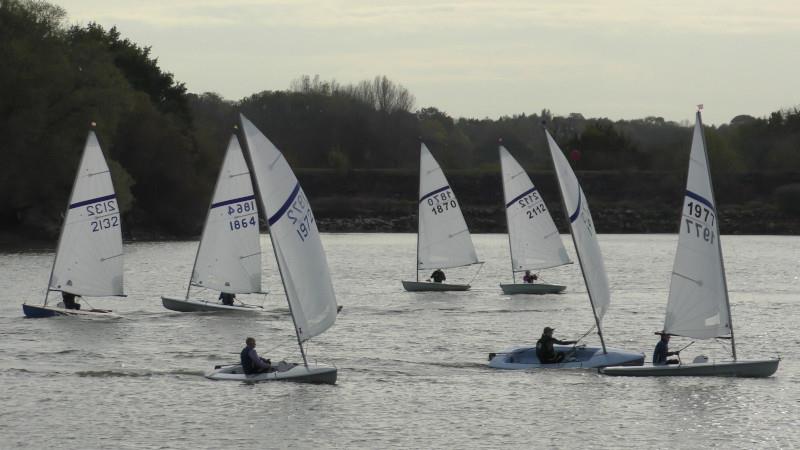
(569, 192, 582, 223)
(268, 183, 301, 226)
(69, 194, 116, 209)
(686, 190, 714, 210)
(419, 186, 450, 203)
(211, 195, 256, 209)
(506, 187, 538, 209)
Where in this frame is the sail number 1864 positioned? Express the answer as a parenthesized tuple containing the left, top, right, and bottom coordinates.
(228, 200, 257, 230)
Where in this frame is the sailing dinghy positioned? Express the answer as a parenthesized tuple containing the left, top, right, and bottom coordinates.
(23, 128, 124, 318)
(601, 109, 779, 378)
(488, 129, 643, 369)
(206, 115, 338, 384)
(161, 134, 264, 313)
(401, 143, 482, 292)
(499, 146, 571, 295)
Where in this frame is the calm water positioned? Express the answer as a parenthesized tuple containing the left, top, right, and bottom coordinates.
(1, 234, 798, 449)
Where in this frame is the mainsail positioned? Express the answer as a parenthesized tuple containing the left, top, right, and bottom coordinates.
(240, 115, 337, 341)
(500, 146, 571, 273)
(49, 131, 124, 299)
(416, 143, 479, 270)
(190, 135, 261, 294)
(664, 111, 731, 339)
(545, 130, 610, 324)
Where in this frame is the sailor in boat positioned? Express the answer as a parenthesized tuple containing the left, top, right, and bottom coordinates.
(219, 292, 235, 306)
(522, 270, 538, 284)
(241, 337, 272, 374)
(536, 327, 577, 364)
(430, 269, 446, 283)
(653, 333, 680, 365)
(61, 292, 81, 310)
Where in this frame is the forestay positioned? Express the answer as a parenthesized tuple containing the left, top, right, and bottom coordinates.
(500, 146, 570, 272)
(240, 115, 337, 341)
(417, 143, 479, 270)
(664, 112, 731, 339)
(49, 131, 123, 298)
(545, 131, 610, 322)
(190, 135, 261, 294)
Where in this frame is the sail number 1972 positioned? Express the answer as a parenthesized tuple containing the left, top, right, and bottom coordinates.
(287, 191, 315, 242)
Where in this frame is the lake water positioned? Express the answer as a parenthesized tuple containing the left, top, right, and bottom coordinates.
(1, 234, 798, 448)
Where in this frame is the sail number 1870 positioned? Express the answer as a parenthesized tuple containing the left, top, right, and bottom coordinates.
(428, 190, 458, 215)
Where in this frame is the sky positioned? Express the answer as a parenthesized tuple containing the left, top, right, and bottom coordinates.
(57, 0, 800, 125)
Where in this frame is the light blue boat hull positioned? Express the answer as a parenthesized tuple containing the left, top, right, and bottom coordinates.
(488, 344, 644, 369)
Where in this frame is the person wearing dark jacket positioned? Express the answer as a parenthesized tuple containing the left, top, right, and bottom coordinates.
(653, 333, 680, 365)
(240, 337, 271, 374)
(62, 292, 81, 310)
(430, 269, 446, 283)
(536, 327, 577, 364)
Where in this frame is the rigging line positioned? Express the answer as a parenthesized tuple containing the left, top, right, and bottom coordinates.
(574, 324, 596, 345)
(466, 262, 485, 285)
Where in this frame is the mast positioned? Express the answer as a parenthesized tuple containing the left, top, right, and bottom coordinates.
(499, 145, 516, 284)
(43, 126, 96, 306)
(184, 132, 236, 301)
(544, 125, 607, 353)
(415, 142, 422, 282)
(696, 109, 737, 360)
(238, 117, 309, 367)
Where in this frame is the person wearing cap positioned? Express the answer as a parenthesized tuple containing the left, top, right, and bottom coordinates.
(536, 326, 577, 364)
(653, 333, 680, 365)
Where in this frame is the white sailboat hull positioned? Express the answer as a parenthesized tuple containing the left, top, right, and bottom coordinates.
(205, 361, 337, 384)
(161, 296, 261, 313)
(488, 344, 644, 369)
(499, 283, 565, 295)
(22, 303, 119, 319)
(402, 280, 470, 292)
(599, 358, 780, 378)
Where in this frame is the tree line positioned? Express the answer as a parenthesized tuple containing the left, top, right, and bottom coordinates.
(2, 0, 800, 240)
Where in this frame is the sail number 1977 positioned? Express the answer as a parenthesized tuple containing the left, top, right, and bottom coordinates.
(683, 200, 716, 244)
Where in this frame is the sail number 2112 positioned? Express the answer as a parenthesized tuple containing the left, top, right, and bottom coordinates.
(684, 200, 716, 244)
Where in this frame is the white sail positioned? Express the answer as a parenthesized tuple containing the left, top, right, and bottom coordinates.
(417, 143, 479, 270)
(500, 146, 571, 272)
(49, 131, 123, 297)
(664, 111, 731, 339)
(545, 131, 610, 322)
(240, 115, 337, 341)
(190, 135, 261, 294)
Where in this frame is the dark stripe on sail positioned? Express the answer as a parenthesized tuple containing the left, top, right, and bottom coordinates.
(506, 187, 538, 208)
(268, 183, 301, 226)
(686, 190, 714, 210)
(69, 194, 116, 209)
(211, 195, 256, 209)
(419, 186, 450, 203)
(569, 192, 582, 223)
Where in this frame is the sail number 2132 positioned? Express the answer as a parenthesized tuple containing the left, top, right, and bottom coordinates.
(684, 200, 716, 244)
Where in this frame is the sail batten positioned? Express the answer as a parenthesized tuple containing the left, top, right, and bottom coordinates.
(189, 135, 261, 295)
(499, 146, 570, 273)
(663, 111, 731, 340)
(240, 115, 337, 342)
(48, 131, 124, 298)
(416, 144, 479, 271)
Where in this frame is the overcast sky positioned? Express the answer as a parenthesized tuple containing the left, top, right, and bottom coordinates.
(58, 0, 800, 125)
